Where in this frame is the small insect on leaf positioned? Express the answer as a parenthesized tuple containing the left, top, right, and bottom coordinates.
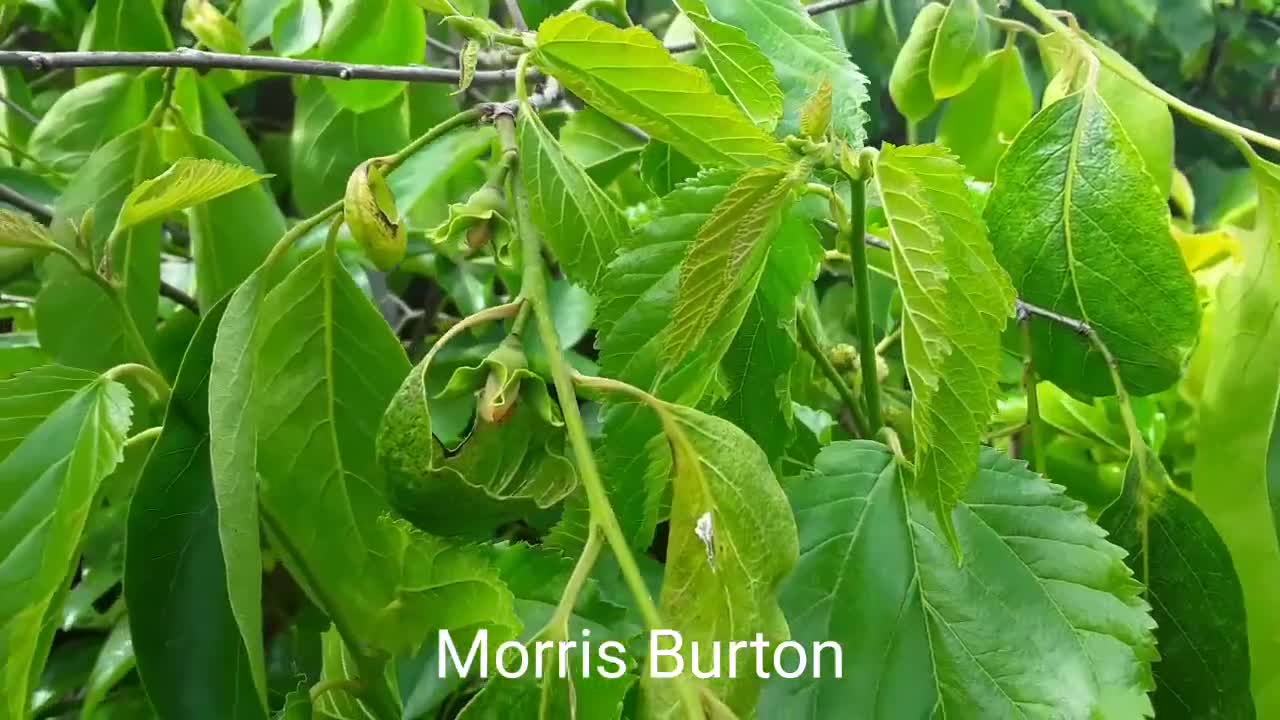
(344, 157, 407, 270)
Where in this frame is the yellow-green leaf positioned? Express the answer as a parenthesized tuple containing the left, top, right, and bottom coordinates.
(928, 0, 990, 99)
(663, 166, 795, 364)
(672, 0, 783, 130)
(0, 209, 55, 252)
(874, 144, 1015, 548)
(889, 2, 946, 122)
(534, 12, 787, 168)
(642, 405, 797, 718)
(118, 158, 268, 230)
(1194, 147, 1280, 716)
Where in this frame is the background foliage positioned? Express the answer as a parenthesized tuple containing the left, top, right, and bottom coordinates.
(0, 0, 1279, 718)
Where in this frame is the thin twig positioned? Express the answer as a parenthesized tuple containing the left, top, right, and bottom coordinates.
(667, 0, 873, 53)
(847, 226, 1096, 337)
(0, 92, 38, 125)
(160, 282, 200, 314)
(2, 0, 873, 79)
(0, 184, 53, 222)
(0, 49, 524, 85)
(503, 0, 529, 31)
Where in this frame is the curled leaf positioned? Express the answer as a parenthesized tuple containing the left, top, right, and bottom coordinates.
(344, 158, 407, 270)
(378, 329, 577, 537)
(430, 185, 509, 255)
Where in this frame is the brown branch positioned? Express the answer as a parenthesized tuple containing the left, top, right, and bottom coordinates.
(0, 49, 523, 85)
(0, 0, 874, 80)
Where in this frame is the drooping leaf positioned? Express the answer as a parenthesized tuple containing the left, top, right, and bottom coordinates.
(641, 405, 798, 718)
(533, 12, 787, 168)
(665, 166, 796, 364)
(272, 0, 323, 57)
(252, 246, 519, 689)
(26, 73, 151, 176)
(936, 45, 1034, 181)
(555, 170, 817, 552)
(761, 441, 1156, 718)
(291, 78, 410, 215)
(1194, 148, 1280, 715)
(379, 332, 577, 538)
(928, 0, 989, 98)
(117, 158, 268, 231)
(518, 109, 629, 291)
(672, 0, 783, 130)
(77, 0, 173, 71)
(0, 366, 133, 720)
(889, 2, 946, 122)
(874, 144, 1014, 545)
(37, 126, 164, 371)
(702, 0, 871, 147)
(318, 0, 425, 112)
(1100, 460, 1255, 718)
(984, 89, 1200, 397)
(126, 297, 268, 718)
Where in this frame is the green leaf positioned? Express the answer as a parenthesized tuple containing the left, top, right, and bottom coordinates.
(319, 0, 425, 112)
(928, 0, 989, 99)
(936, 45, 1033, 181)
(27, 73, 151, 177)
(253, 246, 519, 675)
(558, 170, 817, 552)
(762, 441, 1156, 718)
(518, 109, 629, 291)
(1099, 462, 1256, 718)
(0, 366, 133, 720)
(533, 12, 787, 168)
(272, 0, 323, 57)
(665, 166, 796, 364)
(559, 108, 645, 186)
(641, 405, 797, 718)
(889, 2, 946, 123)
(126, 297, 268, 718)
(80, 619, 135, 719)
(182, 0, 248, 54)
(984, 89, 1200, 397)
(77, 0, 173, 69)
(118, 157, 268, 231)
(1194, 149, 1280, 715)
(701, 0, 871, 147)
(1039, 33, 1175, 197)
(0, 209, 54, 251)
(874, 144, 1014, 546)
(168, 125, 286, 309)
(671, 0, 783, 130)
(0, 69, 33, 167)
(379, 334, 578, 537)
(291, 78, 410, 216)
(37, 126, 164, 370)
(639, 142, 698, 198)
